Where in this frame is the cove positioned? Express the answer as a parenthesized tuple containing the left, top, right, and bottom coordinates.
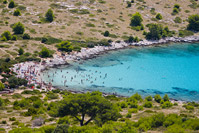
(42, 43, 199, 101)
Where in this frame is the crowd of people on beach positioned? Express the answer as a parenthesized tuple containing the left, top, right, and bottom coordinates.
(11, 62, 53, 91)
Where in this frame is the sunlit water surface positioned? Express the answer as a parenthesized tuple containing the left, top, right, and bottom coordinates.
(42, 43, 199, 101)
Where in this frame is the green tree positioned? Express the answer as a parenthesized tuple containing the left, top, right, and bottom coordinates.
(22, 33, 30, 39)
(154, 94, 162, 103)
(45, 9, 54, 22)
(18, 48, 24, 55)
(130, 12, 143, 26)
(57, 92, 120, 126)
(39, 47, 51, 58)
(103, 31, 110, 37)
(56, 41, 73, 52)
(1, 31, 12, 40)
(156, 13, 163, 20)
(8, 0, 15, 8)
(13, 9, 21, 16)
(163, 94, 169, 101)
(12, 22, 25, 34)
(0, 81, 5, 91)
(187, 14, 199, 32)
(145, 23, 163, 40)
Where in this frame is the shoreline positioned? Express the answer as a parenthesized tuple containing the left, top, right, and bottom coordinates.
(11, 35, 199, 101)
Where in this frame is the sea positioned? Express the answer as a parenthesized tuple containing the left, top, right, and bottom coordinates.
(42, 43, 199, 101)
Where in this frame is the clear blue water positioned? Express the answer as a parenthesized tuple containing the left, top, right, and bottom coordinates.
(42, 43, 199, 101)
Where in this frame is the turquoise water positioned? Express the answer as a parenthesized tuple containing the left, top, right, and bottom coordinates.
(43, 43, 199, 101)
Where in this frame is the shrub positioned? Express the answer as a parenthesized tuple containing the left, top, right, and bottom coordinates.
(166, 124, 185, 133)
(9, 117, 16, 121)
(120, 101, 128, 108)
(39, 47, 51, 58)
(187, 14, 199, 32)
(161, 101, 173, 109)
(163, 94, 169, 101)
(1, 31, 12, 40)
(18, 48, 24, 55)
(13, 9, 21, 16)
(1, 120, 7, 124)
(41, 37, 48, 43)
(154, 94, 162, 103)
(126, 1, 131, 7)
(57, 116, 70, 124)
(104, 31, 110, 37)
(45, 9, 54, 22)
(22, 33, 30, 39)
(156, 13, 163, 20)
(11, 35, 17, 40)
(12, 22, 25, 34)
(128, 108, 138, 113)
(163, 114, 182, 127)
(174, 17, 182, 23)
(179, 30, 194, 37)
(143, 101, 153, 108)
(174, 4, 180, 9)
(56, 41, 73, 52)
(3, 0, 7, 4)
(126, 113, 132, 118)
(145, 96, 152, 101)
(8, 0, 15, 8)
(172, 8, 179, 15)
(130, 12, 143, 27)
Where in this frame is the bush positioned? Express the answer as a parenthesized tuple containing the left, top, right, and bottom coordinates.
(161, 101, 173, 109)
(166, 124, 185, 133)
(163, 114, 182, 127)
(45, 9, 54, 22)
(13, 9, 21, 16)
(154, 94, 162, 103)
(120, 101, 128, 108)
(9, 117, 16, 121)
(56, 41, 73, 52)
(130, 12, 143, 27)
(0, 81, 5, 91)
(145, 96, 152, 101)
(179, 30, 194, 37)
(143, 101, 153, 108)
(18, 48, 24, 55)
(8, 0, 15, 8)
(22, 33, 30, 39)
(1, 120, 7, 124)
(126, 113, 132, 118)
(128, 108, 138, 113)
(156, 13, 163, 20)
(174, 17, 182, 23)
(57, 116, 70, 125)
(39, 47, 51, 58)
(3, 0, 7, 4)
(172, 8, 179, 15)
(11, 35, 17, 40)
(187, 14, 199, 32)
(126, 1, 131, 7)
(163, 94, 169, 101)
(1, 31, 12, 40)
(103, 31, 110, 37)
(12, 22, 25, 34)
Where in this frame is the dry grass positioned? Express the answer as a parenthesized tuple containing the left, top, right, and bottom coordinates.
(0, 0, 198, 58)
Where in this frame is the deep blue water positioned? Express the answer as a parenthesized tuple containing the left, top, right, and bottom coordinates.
(43, 43, 199, 101)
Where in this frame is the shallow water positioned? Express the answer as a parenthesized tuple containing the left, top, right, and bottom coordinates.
(42, 43, 199, 101)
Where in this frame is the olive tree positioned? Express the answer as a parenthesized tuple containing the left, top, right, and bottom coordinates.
(57, 92, 120, 126)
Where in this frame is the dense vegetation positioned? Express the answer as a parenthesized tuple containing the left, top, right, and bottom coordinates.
(0, 90, 198, 132)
